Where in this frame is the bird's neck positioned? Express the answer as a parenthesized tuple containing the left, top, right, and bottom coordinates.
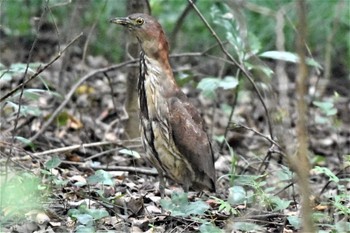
(140, 51, 179, 97)
(140, 40, 171, 73)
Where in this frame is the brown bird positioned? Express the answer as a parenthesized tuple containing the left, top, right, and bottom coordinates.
(110, 13, 215, 195)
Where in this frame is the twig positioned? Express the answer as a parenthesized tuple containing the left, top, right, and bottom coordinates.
(89, 165, 158, 175)
(104, 72, 118, 115)
(32, 141, 129, 157)
(61, 161, 158, 176)
(274, 182, 294, 196)
(84, 144, 142, 161)
(233, 123, 282, 150)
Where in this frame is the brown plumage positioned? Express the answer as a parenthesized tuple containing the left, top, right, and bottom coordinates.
(110, 13, 215, 195)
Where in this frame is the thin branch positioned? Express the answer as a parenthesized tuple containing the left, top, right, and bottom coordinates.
(233, 123, 282, 151)
(60, 161, 158, 176)
(32, 140, 139, 157)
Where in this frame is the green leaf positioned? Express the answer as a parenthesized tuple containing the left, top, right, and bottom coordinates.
(11, 88, 61, 101)
(234, 175, 264, 187)
(287, 216, 301, 230)
(87, 170, 114, 186)
(197, 77, 219, 99)
(314, 166, 339, 183)
(56, 111, 69, 126)
(269, 196, 291, 211)
(175, 72, 193, 87)
(74, 214, 93, 225)
(45, 155, 62, 170)
(212, 196, 237, 215)
(15, 136, 35, 149)
(218, 76, 238, 89)
(9, 62, 42, 74)
(335, 220, 350, 232)
(53, 178, 69, 186)
(313, 100, 337, 116)
(276, 165, 293, 181)
(228, 186, 246, 205)
(231, 222, 263, 232)
(160, 192, 209, 217)
(314, 115, 330, 124)
(6, 102, 42, 117)
(245, 62, 274, 78)
(197, 76, 238, 99)
(213, 135, 225, 143)
(87, 209, 109, 220)
(259, 51, 322, 69)
(199, 222, 223, 233)
(119, 148, 141, 159)
(0, 172, 43, 220)
(75, 225, 96, 233)
(0, 70, 12, 81)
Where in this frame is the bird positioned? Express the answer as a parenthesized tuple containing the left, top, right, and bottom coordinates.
(110, 13, 216, 196)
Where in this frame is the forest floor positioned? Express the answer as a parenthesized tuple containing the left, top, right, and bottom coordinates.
(0, 28, 349, 233)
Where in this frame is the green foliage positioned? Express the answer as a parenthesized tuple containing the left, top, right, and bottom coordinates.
(313, 92, 340, 124)
(197, 76, 238, 99)
(44, 155, 62, 170)
(14, 136, 36, 149)
(87, 170, 115, 186)
(0, 63, 41, 80)
(41, 156, 68, 187)
(212, 196, 237, 215)
(160, 192, 218, 232)
(0, 172, 45, 223)
(313, 101, 338, 117)
(68, 202, 109, 232)
(231, 222, 264, 232)
(259, 51, 322, 69)
(118, 148, 141, 159)
(1, 62, 61, 120)
(160, 192, 209, 217)
(227, 185, 249, 205)
(228, 168, 295, 212)
(314, 166, 350, 216)
(199, 222, 223, 233)
(287, 216, 301, 230)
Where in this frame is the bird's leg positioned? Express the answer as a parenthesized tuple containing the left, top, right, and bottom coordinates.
(158, 172, 166, 198)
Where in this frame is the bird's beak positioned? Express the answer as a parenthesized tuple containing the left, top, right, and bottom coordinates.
(109, 17, 132, 26)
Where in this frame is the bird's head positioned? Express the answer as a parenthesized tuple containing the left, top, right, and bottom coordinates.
(110, 13, 169, 60)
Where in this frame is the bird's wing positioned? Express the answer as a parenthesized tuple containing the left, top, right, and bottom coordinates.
(168, 91, 215, 190)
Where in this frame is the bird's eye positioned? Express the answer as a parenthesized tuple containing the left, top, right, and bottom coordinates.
(135, 18, 144, 25)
